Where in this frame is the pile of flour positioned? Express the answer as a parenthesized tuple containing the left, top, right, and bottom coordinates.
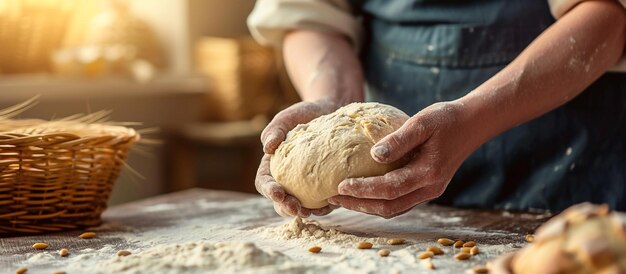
(256, 217, 387, 247)
(89, 242, 297, 274)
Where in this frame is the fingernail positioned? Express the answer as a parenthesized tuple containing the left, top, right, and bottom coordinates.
(263, 132, 278, 146)
(337, 180, 351, 195)
(372, 145, 389, 159)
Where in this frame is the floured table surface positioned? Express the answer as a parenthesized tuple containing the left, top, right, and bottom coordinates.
(0, 188, 551, 273)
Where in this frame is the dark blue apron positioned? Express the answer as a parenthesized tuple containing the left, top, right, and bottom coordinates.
(350, 0, 626, 212)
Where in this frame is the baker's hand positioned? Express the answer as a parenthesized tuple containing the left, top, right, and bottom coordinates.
(328, 101, 481, 218)
(256, 155, 338, 217)
(260, 99, 340, 154)
(256, 99, 341, 217)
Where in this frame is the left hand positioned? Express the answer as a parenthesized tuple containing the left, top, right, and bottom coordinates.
(256, 100, 342, 217)
(328, 101, 483, 218)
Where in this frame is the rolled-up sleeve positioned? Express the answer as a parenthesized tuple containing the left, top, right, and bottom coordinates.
(549, 0, 586, 18)
(549, 0, 626, 18)
(549, 0, 626, 72)
(247, 0, 362, 49)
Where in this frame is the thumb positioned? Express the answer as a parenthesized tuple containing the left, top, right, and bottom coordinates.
(371, 117, 431, 163)
(261, 101, 337, 154)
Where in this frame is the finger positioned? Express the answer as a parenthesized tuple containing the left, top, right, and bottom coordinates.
(261, 101, 335, 154)
(371, 116, 432, 163)
(255, 154, 271, 195)
(256, 155, 315, 218)
(274, 202, 293, 217)
(329, 185, 442, 218)
(255, 154, 282, 200)
(273, 195, 312, 218)
(285, 195, 312, 217)
(260, 128, 286, 155)
(310, 204, 339, 216)
(259, 174, 312, 217)
(337, 159, 434, 200)
(256, 153, 316, 218)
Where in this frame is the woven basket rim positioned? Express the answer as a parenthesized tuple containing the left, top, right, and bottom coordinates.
(0, 119, 139, 146)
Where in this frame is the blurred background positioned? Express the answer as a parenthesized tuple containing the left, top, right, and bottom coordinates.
(0, 0, 299, 205)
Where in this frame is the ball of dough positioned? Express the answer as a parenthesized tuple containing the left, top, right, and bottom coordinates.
(509, 203, 626, 274)
(270, 102, 409, 209)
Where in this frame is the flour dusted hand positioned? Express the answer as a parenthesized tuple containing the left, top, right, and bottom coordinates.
(270, 103, 409, 209)
(256, 99, 340, 217)
(329, 102, 482, 218)
(256, 155, 337, 217)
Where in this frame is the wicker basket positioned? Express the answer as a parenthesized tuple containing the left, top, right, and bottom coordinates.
(0, 109, 139, 235)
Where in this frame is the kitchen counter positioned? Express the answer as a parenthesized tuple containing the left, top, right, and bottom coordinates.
(0, 188, 550, 273)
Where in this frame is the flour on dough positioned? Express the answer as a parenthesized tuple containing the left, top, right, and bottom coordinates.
(270, 102, 409, 209)
(508, 203, 626, 274)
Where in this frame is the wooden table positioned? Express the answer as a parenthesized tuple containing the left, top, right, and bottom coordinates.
(0, 189, 550, 274)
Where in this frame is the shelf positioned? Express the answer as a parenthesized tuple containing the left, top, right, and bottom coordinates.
(0, 73, 210, 100)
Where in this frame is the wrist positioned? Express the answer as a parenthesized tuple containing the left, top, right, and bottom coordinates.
(284, 30, 364, 106)
(300, 71, 364, 106)
(454, 89, 511, 146)
(449, 97, 500, 150)
(300, 87, 361, 108)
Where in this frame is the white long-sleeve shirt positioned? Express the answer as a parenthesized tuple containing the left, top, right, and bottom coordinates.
(248, 0, 626, 71)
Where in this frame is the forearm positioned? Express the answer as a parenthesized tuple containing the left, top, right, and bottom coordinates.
(283, 30, 364, 105)
(459, 0, 626, 145)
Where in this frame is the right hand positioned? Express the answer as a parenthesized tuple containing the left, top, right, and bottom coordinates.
(255, 100, 341, 217)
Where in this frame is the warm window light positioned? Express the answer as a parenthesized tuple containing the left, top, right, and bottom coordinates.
(0, 0, 89, 73)
(0, 0, 160, 79)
